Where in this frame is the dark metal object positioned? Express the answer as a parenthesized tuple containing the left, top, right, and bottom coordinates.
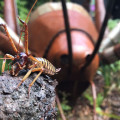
(82, 0, 116, 69)
(61, 0, 73, 72)
(43, 28, 95, 58)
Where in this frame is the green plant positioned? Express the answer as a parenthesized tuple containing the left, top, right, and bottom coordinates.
(100, 61, 120, 89)
(0, 55, 11, 74)
(108, 19, 120, 31)
(97, 109, 120, 120)
(83, 91, 104, 108)
(0, 0, 4, 18)
(0, 0, 50, 21)
(57, 92, 71, 120)
(16, 0, 29, 21)
(59, 92, 71, 112)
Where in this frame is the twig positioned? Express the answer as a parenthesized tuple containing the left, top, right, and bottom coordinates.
(56, 94, 67, 120)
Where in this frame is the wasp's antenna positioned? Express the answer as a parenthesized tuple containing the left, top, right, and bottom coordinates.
(18, 0, 38, 53)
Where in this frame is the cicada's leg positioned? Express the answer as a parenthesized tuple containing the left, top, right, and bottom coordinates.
(28, 69, 43, 97)
(1, 54, 14, 73)
(0, 24, 18, 53)
(18, 17, 28, 55)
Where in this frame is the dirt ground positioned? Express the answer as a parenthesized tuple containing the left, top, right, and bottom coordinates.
(63, 74, 120, 120)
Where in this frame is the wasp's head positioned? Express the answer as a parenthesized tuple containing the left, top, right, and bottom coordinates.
(10, 52, 28, 76)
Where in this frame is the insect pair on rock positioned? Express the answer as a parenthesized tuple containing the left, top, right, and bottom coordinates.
(0, 0, 61, 97)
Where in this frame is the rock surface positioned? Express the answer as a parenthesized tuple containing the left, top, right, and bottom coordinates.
(0, 71, 58, 120)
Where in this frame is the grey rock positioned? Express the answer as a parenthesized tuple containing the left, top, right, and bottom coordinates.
(0, 71, 58, 120)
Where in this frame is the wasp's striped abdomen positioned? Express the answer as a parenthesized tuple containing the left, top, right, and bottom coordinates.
(35, 57, 61, 75)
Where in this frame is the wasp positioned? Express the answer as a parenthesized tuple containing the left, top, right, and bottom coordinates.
(0, 0, 61, 96)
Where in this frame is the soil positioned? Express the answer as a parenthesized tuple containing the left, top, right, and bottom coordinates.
(64, 74, 120, 120)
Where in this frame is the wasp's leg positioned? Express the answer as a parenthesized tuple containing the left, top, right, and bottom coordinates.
(28, 69, 43, 97)
(0, 24, 18, 53)
(18, 17, 28, 54)
(90, 80, 97, 120)
(1, 54, 14, 73)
